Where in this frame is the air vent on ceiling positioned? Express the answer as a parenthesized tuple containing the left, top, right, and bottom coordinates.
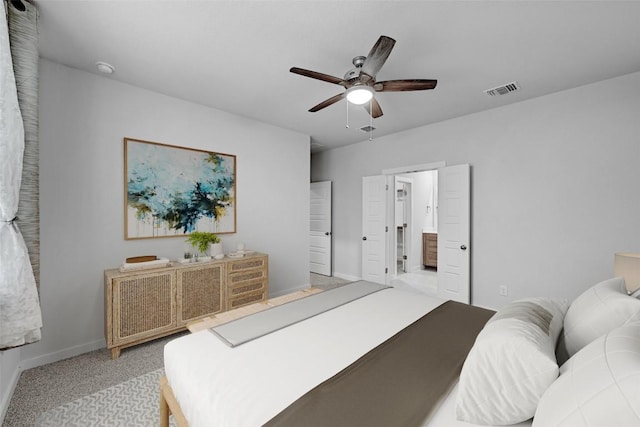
(360, 125, 376, 133)
(484, 81, 521, 97)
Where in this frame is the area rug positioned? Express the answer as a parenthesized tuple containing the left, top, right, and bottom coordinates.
(35, 368, 176, 426)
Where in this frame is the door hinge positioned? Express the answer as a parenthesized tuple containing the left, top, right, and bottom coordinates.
(385, 184, 389, 190)
(403, 255, 407, 260)
(385, 226, 388, 232)
(385, 267, 388, 274)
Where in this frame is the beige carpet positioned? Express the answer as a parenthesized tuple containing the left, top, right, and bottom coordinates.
(3, 333, 181, 427)
(35, 368, 175, 426)
(309, 272, 350, 290)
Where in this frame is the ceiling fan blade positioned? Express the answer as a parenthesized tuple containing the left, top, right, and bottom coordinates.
(309, 93, 345, 112)
(363, 98, 383, 118)
(374, 79, 438, 92)
(360, 36, 396, 82)
(290, 67, 347, 87)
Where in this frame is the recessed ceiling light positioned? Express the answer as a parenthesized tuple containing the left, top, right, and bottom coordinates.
(95, 61, 115, 74)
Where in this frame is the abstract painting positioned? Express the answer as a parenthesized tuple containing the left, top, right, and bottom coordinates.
(124, 138, 236, 239)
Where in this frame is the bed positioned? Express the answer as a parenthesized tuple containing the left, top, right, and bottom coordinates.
(161, 277, 640, 427)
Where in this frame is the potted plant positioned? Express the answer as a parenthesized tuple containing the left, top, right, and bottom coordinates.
(186, 231, 221, 258)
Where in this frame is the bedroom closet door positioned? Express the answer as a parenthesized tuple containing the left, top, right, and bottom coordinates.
(437, 164, 470, 304)
(361, 175, 389, 284)
(309, 181, 332, 276)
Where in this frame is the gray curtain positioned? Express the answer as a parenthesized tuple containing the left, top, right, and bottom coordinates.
(0, 0, 41, 349)
(8, 0, 39, 288)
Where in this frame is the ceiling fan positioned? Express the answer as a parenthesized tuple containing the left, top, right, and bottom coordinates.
(290, 35, 437, 118)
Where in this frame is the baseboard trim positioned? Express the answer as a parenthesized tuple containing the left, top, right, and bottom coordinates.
(0, 348, 22, 425)
(0, 360, 20, 425)
(0, 366, 20, 425)
(20, 339, 106, 371)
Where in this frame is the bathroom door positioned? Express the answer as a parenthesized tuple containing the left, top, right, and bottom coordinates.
(361, 175, 389, 284)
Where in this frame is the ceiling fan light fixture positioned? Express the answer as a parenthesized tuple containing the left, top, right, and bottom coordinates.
(346, 86, 373, 105)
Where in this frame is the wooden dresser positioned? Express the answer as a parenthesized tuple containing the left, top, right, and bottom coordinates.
(422, 233, 438, 268)
(104, 253, 268, 358)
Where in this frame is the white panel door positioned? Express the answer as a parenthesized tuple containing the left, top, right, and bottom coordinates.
(437, 164, 470, 303)
(362, 175, 388, 284)
(310, 181, 332, 276)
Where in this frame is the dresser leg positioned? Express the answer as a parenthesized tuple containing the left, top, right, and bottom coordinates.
(111, 347, 121, 359)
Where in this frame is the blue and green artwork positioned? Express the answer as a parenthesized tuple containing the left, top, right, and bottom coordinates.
(125, 138, 235, 239)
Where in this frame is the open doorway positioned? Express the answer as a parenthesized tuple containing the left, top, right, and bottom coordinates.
(362, 162, 470, 303)
(395, 177, 411, 275)
(389, 170, 438, 295)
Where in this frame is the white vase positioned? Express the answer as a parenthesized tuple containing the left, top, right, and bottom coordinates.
(210, 242, 223, 258)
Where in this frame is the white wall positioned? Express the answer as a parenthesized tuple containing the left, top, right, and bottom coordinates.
(19, 60, 310, 368)
(312, 71, 640, 309)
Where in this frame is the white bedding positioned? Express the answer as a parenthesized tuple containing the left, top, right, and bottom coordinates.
(430, 383, 532, 427)
(164, 287, 532, 427)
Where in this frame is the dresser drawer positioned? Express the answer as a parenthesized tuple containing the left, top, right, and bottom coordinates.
(226, 254, 269, 309)
(228, 274, 267, 297)
(228, 290, 267, 310)
(227, 256, 267, 274)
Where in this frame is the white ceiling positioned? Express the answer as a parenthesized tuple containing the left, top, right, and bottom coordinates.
(35, 1, 640, 152)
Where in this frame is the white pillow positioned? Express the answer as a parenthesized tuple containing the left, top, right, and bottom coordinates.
(562, 277, 640, 358)
(456, 298, 568, 425)
(533, 322, 640, 427)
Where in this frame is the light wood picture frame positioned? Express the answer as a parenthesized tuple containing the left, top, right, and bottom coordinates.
(124, 138, 236, 240)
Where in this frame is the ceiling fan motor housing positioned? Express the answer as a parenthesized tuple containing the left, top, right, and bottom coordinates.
(352, 55, 366, 67)
(344, 68, 359, 81)
(344, 56, 367, 81)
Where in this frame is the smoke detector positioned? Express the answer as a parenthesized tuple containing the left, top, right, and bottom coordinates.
(484, 81, 520, 97)
(96, 61, 115, 74)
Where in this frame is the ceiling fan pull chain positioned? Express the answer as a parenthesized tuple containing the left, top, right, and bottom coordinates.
(369, 99, 373, 141)
(345, 100, 350, 128)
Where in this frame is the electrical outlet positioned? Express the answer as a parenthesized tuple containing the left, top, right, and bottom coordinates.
(499, 285, 508, 297)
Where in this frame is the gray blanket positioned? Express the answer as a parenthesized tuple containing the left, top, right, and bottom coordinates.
(210, 281, 389, 347)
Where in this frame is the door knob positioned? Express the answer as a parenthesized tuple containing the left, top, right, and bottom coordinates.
(460, 245, 467, 251)
(362, 237, 367, 241)
(325, 232, 331, 236)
